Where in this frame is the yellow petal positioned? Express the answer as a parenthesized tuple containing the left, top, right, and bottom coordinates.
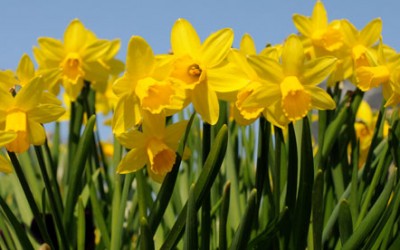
(112, 95, 141, 135)
(0, 70, 18, 89)
(28, 121, 46, 145)
(341, 19, 358, 46)
(63, 77, 84, 102)
(228, 49, 258, 80)
(15, 77, 44, 111)
(0, 84, 14, 112)
(171, 18, 201, 57)
(83, 40, 113, 62)
(360, 18, 382, 47)
(126, 36, 155, 79)
(17, 54, 35, 86)
(356, 101, 373, 125)
(312, 1, 328, 30)
(207, 63, 249, 93)
(164, 120, 189, 150)
(6, 110, 27, 132)
(282, 34, 304, 76)
(248, 55, 284, 83)
(262, 101, 289, 129)
(28, 104, 65, 124)
(116, 129, 146, 149)
(192, 81, 219, 125)
(302, 56, 337, 85)
(200, 28, 234, 67)
(293, 14, 313, 37)
(0, 131, 17, 147)
(36, 38, 65, 62)
(241, 83, 280, 108)
(113, 75, 135, 97)
(141, 111, 166, 139)
(117, 147, 147, 174)
(240, 33, 257, 55)
(0, 155, 12, 173)
(64, 19, 88, 52)
(307, 86, 336, 110)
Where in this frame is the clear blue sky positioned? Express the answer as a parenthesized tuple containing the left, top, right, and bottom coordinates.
(1, 0, 399, 70)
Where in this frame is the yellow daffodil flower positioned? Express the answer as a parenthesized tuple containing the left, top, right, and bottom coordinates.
(0, 77, 65, 153)
(112, 36, 185, 135)
(293, 1, 350, 86)
(293, 0, 344, 53)
(169, 18, 248, 125)
(341, 18, 382, 68)
(355, 40, 400, 95)
(33, 19, 120, 101)
(242, 34, 337, 128)
(116, 113, 188, 182)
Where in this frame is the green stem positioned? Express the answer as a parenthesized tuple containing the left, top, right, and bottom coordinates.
(201, 122, 211, 250)
(7, 151, 55, 249)
(34, 146, 69, 250)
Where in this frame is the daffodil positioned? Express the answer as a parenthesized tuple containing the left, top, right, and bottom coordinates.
(112, 36, 185, 135)
(341, 18, 382, 68)
(355, 40, 400, 95)
(293, 0, 344, 53)
(116, 113, 188, 182)
(293, 1, 350, 86)
(242, 34, 337, 128)
(169, 18, 247, 125)
(0, 77, 65, 153)
(33, 19, 120, 101)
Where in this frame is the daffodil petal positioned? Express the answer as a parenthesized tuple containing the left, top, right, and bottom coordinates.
(64, 19, 88, 52)
(360, 18, 382, 47)
(113, 75, 135, 97)
(28, 121, 46, 145)
(142, 112, 165, 138)
(171, 18, 201, 57)
(15, 77, 44, 111)
(282, 34, 304, 76)
(0, 131, 17, 147)
(262, 101, 289, 129)
(248, 55, 284, 83)
(308, 86, 336, 110)
(240, 33, 257, 55)
(164, 120, 189, 150)
(199, 28, 233, 67)
(17, 54, 35, 86)
(302, 56, 337, 85)
(293, 14, 313, 37)
(28, 104, 65, 124)
(83, 40, 113, 62)
(36, 38, 65, 62)
(117, 147, 147, 174)
(126, 36, 155, 79)
(207, 63, 249, 93)
(116, 129, 146, 149)
(192, 82, 219, 125)
(241, 83, 280, 108)
(312, 1, 328, 30)
(0, 86, 14, 112)
(341, 19, 358, 46)
(112, 94, 141, 135)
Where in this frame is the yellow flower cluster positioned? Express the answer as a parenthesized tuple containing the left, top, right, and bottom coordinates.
(1, 1, 398, 180)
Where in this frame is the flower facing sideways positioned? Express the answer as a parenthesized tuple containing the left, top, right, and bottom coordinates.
(0, 77, 65, 153)
(116, 113, 188, 182)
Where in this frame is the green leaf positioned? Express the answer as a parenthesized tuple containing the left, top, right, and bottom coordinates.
(312, 170, 324, 250)
(219, 182, 231, 250)
(184, 184, 198, 250)
(77, 198, 86, 250)
(161, 124, 228, 249)
(342, 169, 396, 250)
(140, 217, 155, 250)
(229, 189, 257, 250)
(338, 199, 353, 245)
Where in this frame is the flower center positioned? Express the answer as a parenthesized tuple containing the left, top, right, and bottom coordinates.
(280, 76, 311, 121)
(171, 56, 203, 88)
(136, 78, 183, 114)
(61, 53, 84, 82)
(352, 45, 369, 67)
(147, 138, 176, 175)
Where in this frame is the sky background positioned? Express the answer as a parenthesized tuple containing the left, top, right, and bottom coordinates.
(1, 0, 399, 70)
